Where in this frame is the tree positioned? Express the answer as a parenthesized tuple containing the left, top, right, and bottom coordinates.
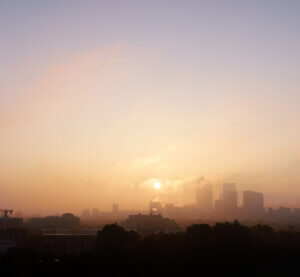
(96, 224, 140, 254)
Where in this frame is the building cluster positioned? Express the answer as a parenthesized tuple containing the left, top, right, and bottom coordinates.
(3, 181, 300, 256)
(158, 182, 300, 223)
(160, 182, 265, 221)
(121, 213, 179, 237)
(81, 204, 138, 221)
(266, 206, 300, 223)
(27, 213, 80, 229)
(0, 209, 23, 229)
(79, 181, 300, 224)
(0, 210, 26, 254)
(214, 183, 265, 220)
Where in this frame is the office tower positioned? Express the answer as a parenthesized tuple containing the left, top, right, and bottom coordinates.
(222, 183, 238, 215)
(243, 191, 264, 218)
(223, 191, 238, 210)
(214, 199, 224, 215)
(223, 183, 236, 193)
(196, 184, 213, 211)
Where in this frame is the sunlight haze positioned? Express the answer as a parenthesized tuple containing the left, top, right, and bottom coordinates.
(1, 0, 300, 214)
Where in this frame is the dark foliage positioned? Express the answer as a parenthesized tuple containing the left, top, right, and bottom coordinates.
(1, 221, 300, 276)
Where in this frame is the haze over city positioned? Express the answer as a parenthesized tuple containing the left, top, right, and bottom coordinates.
(1, 0, 300, 215)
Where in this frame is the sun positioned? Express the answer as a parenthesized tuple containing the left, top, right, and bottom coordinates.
(154, 182, 161, 190)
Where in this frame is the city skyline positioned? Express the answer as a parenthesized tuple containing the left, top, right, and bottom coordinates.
(9, 180, 300, 217)
(1, 1, 300, 214)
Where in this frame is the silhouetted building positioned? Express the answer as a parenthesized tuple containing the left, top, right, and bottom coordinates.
(100, 206, 139, 220)
(122, 213, 179, 237)
(164, 203, 208, 219)
(214, 199, 223, 212)
(242, 190, 264, 219)
(214, 183, 238, 218)
(0, 217, 23, 229)
(223, 183, 236, 193)
(27, 213, 80, 229)
(0, 209, 23, 229)
(266, 206, 294, 223)
(277, 206, 292, 217)
(223, 190, 238, 213)
(273, 206, 292, 222)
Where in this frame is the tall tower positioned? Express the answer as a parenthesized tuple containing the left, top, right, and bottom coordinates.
(223, 183, 236, 193)
(243, 191, 264, 218)
(222, 183, 238, 214)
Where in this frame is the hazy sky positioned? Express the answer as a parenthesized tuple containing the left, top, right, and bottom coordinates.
(1, 0, 300, 214)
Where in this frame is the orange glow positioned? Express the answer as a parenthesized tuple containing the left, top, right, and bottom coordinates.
(154, 182, 161, 190)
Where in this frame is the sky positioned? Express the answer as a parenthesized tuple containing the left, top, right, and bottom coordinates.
(1, 0, 300, 214)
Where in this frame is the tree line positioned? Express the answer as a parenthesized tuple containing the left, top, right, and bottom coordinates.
(2, 220, 300, 276)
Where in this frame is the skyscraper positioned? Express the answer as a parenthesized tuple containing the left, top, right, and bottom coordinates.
(216, 183, 238, 217)
(243, 191, 264, 218)
(223, 183, 236, 193)
(223, 190, 238, 211)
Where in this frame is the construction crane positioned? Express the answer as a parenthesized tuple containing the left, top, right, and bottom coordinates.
(0, 209, 14, 218)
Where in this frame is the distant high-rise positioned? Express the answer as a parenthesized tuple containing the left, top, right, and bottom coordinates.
(214, 199, 224, 213)
(196, 183, 213, 211)
(214, 183, 238, 217)
(242, 190, 264, 219)
(223, 190, 238, 211)
(223, 183, 236, 193)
